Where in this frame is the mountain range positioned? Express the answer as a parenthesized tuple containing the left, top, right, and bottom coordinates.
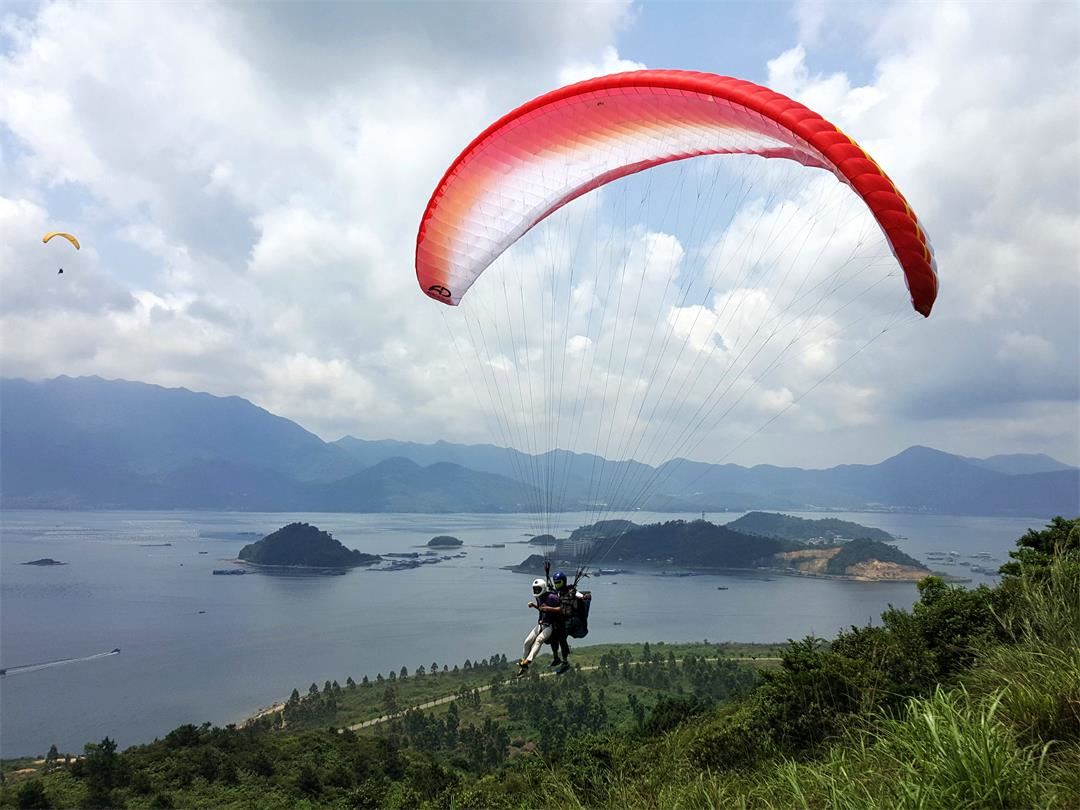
(1, 376, 1076, 516)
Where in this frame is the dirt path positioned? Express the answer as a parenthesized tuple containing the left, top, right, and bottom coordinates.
(242, 701, 286, 727)
(339, 656, 780, 732)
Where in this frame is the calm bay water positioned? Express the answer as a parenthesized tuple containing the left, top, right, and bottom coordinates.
(0, 509, 1044, 757)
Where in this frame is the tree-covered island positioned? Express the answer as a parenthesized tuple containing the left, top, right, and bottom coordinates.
(427, 535, 463, 548)
(510, 515, 931, 581)
(725, 511, 896, 543)
(237, 523, 380, 569)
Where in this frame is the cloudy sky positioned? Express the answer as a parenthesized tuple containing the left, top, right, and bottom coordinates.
(1, 0, 1077, 469)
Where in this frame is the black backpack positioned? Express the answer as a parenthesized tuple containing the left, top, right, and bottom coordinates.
(566, 590, 592, 638)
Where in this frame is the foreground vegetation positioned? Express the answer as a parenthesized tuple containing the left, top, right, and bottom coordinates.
(3, 518, 1076, 809)
(260, 641, 780, 735)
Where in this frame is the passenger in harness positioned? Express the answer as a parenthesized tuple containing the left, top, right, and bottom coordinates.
(517, 578, 561, 676)
(548, 569, 581, 675)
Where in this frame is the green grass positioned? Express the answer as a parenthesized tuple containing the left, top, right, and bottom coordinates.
(753, 687, 1050, 810)
(538, 682, 1075, 810)
(968, 555, 1080, 745)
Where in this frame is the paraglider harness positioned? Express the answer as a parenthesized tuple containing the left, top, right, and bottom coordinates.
(545, 561, 592, 639)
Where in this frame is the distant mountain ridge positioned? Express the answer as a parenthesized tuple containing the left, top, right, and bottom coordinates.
(963, 453, 1075, 475)
(1, 376, 1076, 516)
(1, 375, 361, 484)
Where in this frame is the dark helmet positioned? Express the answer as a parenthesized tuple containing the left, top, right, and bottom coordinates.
(553, 570, 568, 589)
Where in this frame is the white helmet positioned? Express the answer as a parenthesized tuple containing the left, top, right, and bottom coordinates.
(531, 578, 547, 596)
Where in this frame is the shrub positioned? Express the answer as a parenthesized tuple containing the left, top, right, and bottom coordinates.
(16, 781, 51, 810)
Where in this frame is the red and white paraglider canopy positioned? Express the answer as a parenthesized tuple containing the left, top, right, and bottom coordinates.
(416, 70, 936, 316)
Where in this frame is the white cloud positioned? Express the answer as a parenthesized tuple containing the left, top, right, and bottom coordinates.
(0, 0, 1076, 474)
(998, 331, 1056, 367)
(566, 335, 594, 357)
(793, 0, 827, 46)
(0, 0, 636, 440)
(558, 45, 646, 85)
(741, 1, 1080, 465)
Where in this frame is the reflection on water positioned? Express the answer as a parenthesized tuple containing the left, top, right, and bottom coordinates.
(0, 509, 1043, 756)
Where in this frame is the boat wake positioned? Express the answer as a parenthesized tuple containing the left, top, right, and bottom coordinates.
(0, 648, 120, 677)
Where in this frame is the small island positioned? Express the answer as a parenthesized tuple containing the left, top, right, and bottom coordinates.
(507, 553, 572, 574)
(528, 534, 557, 545)
(427, 535, 463, 548)
(22, 558, 66, 566)
(237, 523, 380, 570)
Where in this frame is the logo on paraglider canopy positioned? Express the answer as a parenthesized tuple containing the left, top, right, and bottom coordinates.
(427, 285, 452, 299)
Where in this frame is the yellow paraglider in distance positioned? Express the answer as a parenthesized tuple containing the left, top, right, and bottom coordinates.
(42, 232, 81, 250)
